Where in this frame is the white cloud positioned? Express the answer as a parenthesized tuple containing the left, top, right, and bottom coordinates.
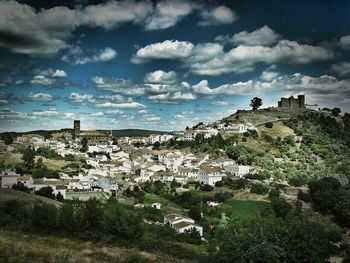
(92, 77, 144, 96)
(105, 109, 124, 115)
(64, 112, 79, 120)
(132, 37, 333, 76)
(94, 101, 145, 109)
(69, 92, 94, 103)
(0, 108, 30, 120)
(187, 43, 223, 63)
(30, 75, 55, 86)
(52, 69, 67, 78)
(331, 62, 350, 77)
(192, 72, 350, 97)
(260, 70, 279, 82)
(210, 101, 232, 106)
(0, 1, 237, 56)
(0, 1, 152, 55)
(24, 92, 53, 102)
(32, 108, 59, 117)
(132, 40, 194, 63)
(339, 35, 350, 50)
(62, 47, 117, 65)
(223, 25, 281, 46)
(145, 0, 198, 30)
(199, 6, 236, 26)
(143, 113, 161, 121)
(144, 70, 178, 84)
(91, 112, 104, 117)
(148, 92, 196, 101)
(189, 40, 334, 76)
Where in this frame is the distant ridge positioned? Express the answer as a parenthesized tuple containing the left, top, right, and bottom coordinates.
(0, 128, 170, 138)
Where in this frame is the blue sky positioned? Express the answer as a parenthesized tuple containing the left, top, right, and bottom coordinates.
(1, 0, 350, 132)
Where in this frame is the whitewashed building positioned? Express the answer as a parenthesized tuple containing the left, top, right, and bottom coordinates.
(0, 170, 20, 188)
(198, 165, 225, 186)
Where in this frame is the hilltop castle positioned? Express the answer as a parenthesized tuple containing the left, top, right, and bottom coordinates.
(278, 95, 305, 109)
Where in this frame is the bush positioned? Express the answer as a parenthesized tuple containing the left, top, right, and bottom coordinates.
(268, 188, 280, 199)
(200, 184, 214, 191)
(102, 201, 142, 240)
(250, 184, 269, 195)
(35, 186, 56, 200)
(265, 122, 273, 128)
(31, 203, 58, 229)
(0, 200, 30, 225)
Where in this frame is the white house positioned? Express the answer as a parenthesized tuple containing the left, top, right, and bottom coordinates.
(207, 201, 220, 207)
(0, 170, 20, 188)
(198, 165, 225, 186)
(232, 165, 256, 177)
(152, 202, 162, 209)
(177, 167, 198, 179)
(164, 214, 203, 237)
(17, 175, 33, 187)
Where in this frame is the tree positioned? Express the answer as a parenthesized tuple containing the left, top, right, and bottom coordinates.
(189, 205, 202, 221)
(36, 157, 44, 169)
(22, 146, 36, 169)
(271, 198, 292, 219)
(250, 97, 262, 110)
(265, 122, 273, 128)
(35, 186, 56, 200)
(331, 107, 341, 117)
(56, 192, 64, 202)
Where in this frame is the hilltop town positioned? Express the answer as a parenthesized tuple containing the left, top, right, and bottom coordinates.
(1, 95, 350, 262)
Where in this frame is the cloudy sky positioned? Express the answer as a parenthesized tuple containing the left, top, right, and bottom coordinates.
(1, 0, 350, 132)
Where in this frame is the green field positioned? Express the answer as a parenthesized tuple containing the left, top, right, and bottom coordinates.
(223, 199, 270, 218)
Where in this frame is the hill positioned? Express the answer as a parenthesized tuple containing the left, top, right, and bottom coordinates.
(0, 188, 61, 207)
(221, 108, 350, 183)
(103, 129, 170, 138)
(0, 128, 169, 139)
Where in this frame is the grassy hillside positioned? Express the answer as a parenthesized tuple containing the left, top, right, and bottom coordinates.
(226, 109, 350, 183)
(0, 229, 187, 263)
(0, 188, 61, 207)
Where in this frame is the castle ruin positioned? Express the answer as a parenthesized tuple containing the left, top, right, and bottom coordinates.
(278, 95, 305, 109)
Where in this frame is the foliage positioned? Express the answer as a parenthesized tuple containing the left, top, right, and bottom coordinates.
(22, 146, 36, 168)
(36, 147, 63, 160)
(102, 201, 142, 240)
(31, 203, 58, 229)
(308, 177, 350, 227)
(265, 122, 273, 128)
(12, 182, 30, 193)
(0, 200, 30, 225)
(331, 107, 341, 117)
(250, 183, 269, 195)
(205, 216, 340, 263)
(250, 97, 263, 110)
(271, 198, 292, 219)
(189, 205, 202, 221)
(35, 186, 56, 200)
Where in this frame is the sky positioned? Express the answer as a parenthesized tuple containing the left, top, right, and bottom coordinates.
(1, 0, 350, 132)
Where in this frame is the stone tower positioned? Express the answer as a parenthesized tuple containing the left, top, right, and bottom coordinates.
(74, 119, 80, 137)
